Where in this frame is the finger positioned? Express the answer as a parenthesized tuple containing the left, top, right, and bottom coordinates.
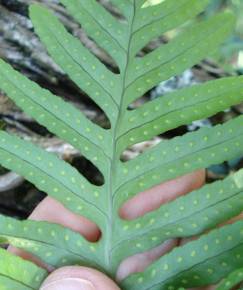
(224, 211, 243, 224)
(120, 170, 206, 220)
(117, 170, 205, 280)
(30, 196, 100, 242)
(116, 239, 178, 281)
(8, 245, 52, 271)
(40, 266, 120, 290)
(9, 196, 101, 269)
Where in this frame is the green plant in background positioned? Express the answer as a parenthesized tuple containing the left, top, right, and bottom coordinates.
(0, 0, 242, 289)
(203, 0, 243, 71)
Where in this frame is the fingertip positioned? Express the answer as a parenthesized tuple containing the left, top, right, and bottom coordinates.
(40, 266, 120, 290)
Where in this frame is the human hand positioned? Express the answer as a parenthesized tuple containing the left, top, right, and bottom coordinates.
(10, 170, 242, 289)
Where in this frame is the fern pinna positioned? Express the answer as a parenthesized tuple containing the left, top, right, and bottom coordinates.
(0, 0, 242, 289)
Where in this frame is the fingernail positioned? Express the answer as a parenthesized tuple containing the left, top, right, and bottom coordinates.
(41, 278, 96, 290)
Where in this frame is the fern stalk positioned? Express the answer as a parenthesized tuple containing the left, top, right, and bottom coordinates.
(106, 4, 134, 272)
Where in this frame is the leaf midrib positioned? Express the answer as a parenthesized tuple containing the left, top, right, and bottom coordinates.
(106, 0, 136, 272)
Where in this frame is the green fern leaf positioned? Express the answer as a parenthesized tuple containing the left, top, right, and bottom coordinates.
(112, 169, 243, 266)
(0, 131, 106, 225)
(216, 268, 243, 290)
(0, 0, 242, 289)
(0, 248, 47, 289)
(115, 116, 243, 204)
(0, 215, 103, 269)
(122, 221, 243, 290)
(0, 60, 111, 173)
(119, 76, 243, 144)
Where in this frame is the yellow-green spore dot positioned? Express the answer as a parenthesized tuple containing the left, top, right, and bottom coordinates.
(7, 224, 13, 230)
(227, 235, 232, 241)
(149, 218, 155, 225)
(90, 246, 96, 252)
(163, 264, 169, 270)
(123, 225, 129, 231)
(94, 191, 99, 198)
(76, 240, 82, 247)
(164, 212, 169, 218)
(45, 252, 52, 257)
(207, 268, 213, 274)
(204, 245, 209, 251)
(51, 231, 56, 237)
(77, 205, 83, 211)
(151, 269, 157, 277)
(191, 250, 196, 257)
(137, 277, 143, 284)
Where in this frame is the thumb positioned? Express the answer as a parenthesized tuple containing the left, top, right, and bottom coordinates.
(40, 266, 120, 290)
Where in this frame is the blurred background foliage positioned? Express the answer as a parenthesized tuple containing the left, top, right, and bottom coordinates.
(203, 0, 243, 73)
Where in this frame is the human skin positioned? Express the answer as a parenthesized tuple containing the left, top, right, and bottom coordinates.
(10, 170, 243, 289)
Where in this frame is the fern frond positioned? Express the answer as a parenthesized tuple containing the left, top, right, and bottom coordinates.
(0, 0, 242, 289)
(0, 248, 47, 289)
(216, 268, 243, 290)
(0, 216, 103, 269)
(119, 76, 243, 142)
(124, 12, 235, 106)
(123, 221, 243, 290)
(116, 116, 243, 200)
(112, 169, 243, 265)
(0, 131, 106, 225)
(130, 0, 209, 56)
(60, 0, 128, 69)
(109, 1, 134, 19)
(0, 60, 111, 173)
(30, 4, 120, 121)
